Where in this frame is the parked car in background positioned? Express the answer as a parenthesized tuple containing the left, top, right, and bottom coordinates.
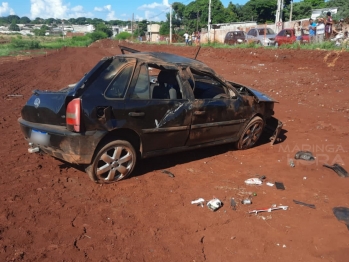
(224, 31, 246, 45)
(246, 28, 276, 46)
(18, 46, 282, 184)
(275, 28, 310, 47)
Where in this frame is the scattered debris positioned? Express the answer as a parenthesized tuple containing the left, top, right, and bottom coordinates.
(333, 207, 349, 230)
(162, 170, 175, 178)
(257, 215, 272, 220)
(245, 178, 263, 185)
(7, 94, 23, 97)
(230, 198, 237, 210)
(323, 163, 349, 178)
(295, 151, 315, 161)
(249, 205, 288, 215)
(275, 182, 285, 190)
(241, 199, 252, 205)
(191, 198, 205, 207)
(207, 198, 222, 211)
(289, 159, 295, 167)
(266, 182, 274, 187)
(293, 199, 316, 209)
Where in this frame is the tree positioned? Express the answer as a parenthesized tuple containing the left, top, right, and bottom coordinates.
(19, 16, 31, 24)
(326, 0, 349, 19)
(304, 0, 326, 8)
(172, 2, 186, 21)
(95, 23, 113, 37)
(160, 21, 170, 35)
(225, 2, 239, 22)
(283, 1, 312, 21)
(7, 15, 20, 24)
(9, 21, 20, 31)
(239, 0, 277, 23)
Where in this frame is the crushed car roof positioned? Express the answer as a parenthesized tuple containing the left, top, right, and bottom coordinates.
(120, 51, 216, 74)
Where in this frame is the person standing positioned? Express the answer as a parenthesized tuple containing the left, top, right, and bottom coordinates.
(183, 31, 189, 45)
(196, 31, 201, 45)
(316, 18, 325, 43)
(308, 18, 316, 43)
(325, 11, 333, 40)
(294, 21, 302, 44)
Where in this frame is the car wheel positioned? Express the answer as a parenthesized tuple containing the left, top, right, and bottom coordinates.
(236, 116, 264, 150)
(86, 140, 136, 184)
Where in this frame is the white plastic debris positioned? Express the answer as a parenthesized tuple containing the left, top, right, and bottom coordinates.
(266, 182, 274, 187)
(191, 198, 205, 207)
(245, 178, 263, 185)
(207, 198, 222, 211)
(249, 205, 288, 215)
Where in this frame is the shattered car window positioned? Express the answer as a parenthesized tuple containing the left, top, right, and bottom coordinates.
(191, 73, 228, 99)
(89, 58, 135, 92)
(132, 64, 150, 99)
(151, 70, 182, 100)
(105, 64, 134, 99)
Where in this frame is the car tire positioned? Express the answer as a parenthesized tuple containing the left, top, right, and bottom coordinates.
(86, 140, 137, 184)
(236, 116, 264, 150)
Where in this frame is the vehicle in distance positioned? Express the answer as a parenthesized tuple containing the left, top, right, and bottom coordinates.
(246, 28, 276, 46)
(275, 28, 310, 47)
(19, 46, 282, 184)
(224, 31, 246, 45)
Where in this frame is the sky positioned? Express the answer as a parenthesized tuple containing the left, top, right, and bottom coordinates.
(0, 0, 258, 22)
(0, 0, 304, 21)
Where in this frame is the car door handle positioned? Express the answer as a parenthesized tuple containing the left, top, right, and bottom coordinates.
(194, 110, 205, 116)
(128, 112, 145, 117)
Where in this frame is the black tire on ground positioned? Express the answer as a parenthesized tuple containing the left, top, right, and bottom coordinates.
(236, 116, 264, 150)
(85, 140, 137, 184)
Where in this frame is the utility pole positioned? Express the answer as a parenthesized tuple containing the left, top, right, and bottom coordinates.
(170, 4, 172, 43)
(289, 0, 293, 22)
(62, 20, 64, 40)
(208, 0, 211, 42)
(131, 13, 134, 36)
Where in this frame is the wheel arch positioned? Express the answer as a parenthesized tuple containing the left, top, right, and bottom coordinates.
(91, 128, 142, 163)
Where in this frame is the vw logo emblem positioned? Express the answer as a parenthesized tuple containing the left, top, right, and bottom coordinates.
(34, 98, 40, 108)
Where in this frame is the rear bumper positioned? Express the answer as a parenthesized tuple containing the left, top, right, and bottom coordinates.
(18, 118, 107, 164)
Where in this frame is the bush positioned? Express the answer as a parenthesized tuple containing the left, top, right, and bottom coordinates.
(86, 31, 108, 42)
(115, 32, 132, 40)
(10, 38, 40, 49)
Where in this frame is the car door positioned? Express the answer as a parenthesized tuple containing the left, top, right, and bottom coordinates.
(276, 29, 286, 45)
(185, 69, 246, 146)
(246, 29, 256, 43)
(124, 63, 191, 153)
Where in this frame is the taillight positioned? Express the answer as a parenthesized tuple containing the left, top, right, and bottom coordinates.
(66, 98, 81, 132)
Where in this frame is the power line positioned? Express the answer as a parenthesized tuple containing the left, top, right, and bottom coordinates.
(147, 0, 191, 20)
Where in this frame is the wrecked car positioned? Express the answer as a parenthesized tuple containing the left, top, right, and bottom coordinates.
(18, 45, 282, 184)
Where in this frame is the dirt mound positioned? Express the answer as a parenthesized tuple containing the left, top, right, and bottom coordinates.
(0, 41, 348, 261)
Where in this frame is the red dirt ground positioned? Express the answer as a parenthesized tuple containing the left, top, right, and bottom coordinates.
(0, 40, 349, 262)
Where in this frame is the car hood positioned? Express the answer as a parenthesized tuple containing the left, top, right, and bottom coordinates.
(246, 87, 278, 102)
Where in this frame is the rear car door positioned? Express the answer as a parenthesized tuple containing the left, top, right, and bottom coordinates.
(185, 69, 246, 146)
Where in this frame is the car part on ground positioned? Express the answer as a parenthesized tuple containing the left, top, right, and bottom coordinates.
(323, 163, 349, 178)
(295, 151, 315, 161)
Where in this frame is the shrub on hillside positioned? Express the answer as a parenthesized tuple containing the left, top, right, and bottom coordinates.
(115, 32, 132, 40)
(86, 31, 108, 42)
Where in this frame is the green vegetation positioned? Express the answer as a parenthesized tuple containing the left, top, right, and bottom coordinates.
(0, 35, 94, 56)
(115, 32, 132, 40)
